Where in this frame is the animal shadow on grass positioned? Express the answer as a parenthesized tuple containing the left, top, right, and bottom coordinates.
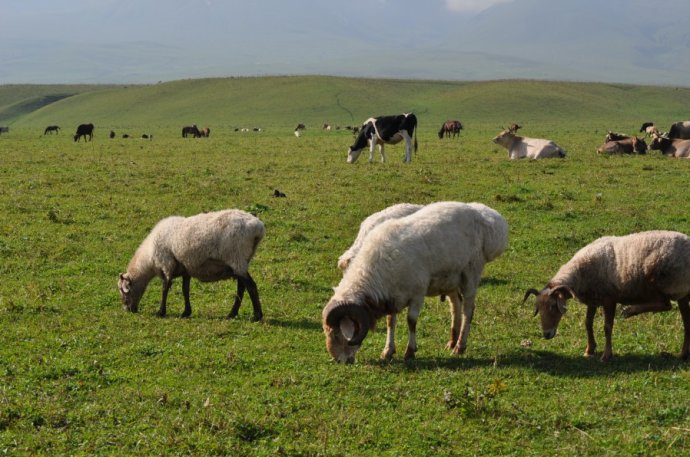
(382, 349, 684, 378)
(265, 317, 323, 331)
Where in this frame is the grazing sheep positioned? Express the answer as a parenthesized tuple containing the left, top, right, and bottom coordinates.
(118, 209, 265, 321)
(323, 202, 508, 363)
(337, 203, 423, 272)
(524, 231, 690, 361)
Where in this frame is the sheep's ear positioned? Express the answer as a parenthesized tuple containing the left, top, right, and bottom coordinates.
(340, 316, 355, 341)
(119, 273, 131, 293)
(551, 286, 574, 314)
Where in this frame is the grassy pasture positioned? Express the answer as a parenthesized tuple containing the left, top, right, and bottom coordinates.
(1, 77, 690, 455)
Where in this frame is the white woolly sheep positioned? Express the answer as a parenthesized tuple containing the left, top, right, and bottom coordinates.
(322, 201, 508, 363)
(523, 230, 690, 361)
(118, 209, 265, 321)
(337, 203, 423, 272)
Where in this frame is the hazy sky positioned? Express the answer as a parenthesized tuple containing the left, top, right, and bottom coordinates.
(2, 0, 688, 85)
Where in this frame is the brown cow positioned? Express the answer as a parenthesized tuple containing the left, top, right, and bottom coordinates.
(438, 120, 463, 139)
(597, 136, 647, 155)
(650, 134, 690, 158)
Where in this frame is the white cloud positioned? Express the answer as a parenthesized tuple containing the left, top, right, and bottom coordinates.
(445, 0, 514, 13)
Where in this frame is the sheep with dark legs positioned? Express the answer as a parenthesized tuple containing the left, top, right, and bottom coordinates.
(118, 209, 265, 321)
(524, 231, 690, 361)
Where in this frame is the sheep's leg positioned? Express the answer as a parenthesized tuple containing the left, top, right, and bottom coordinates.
(243, 273, 263, 322)
(621, 299, 672, 318)
(381, 314, 397, 361)
(445, 290, 462, 350)
(454, 271, 480, 355)
(601, 302, 616, 362)
(678, 298, 690, 360)
(227, 278, 246, 319)
(584, 305, 597, 357)
(454, 291, 475, 355)
(180, 274, 192, 318)
(404, 301, 423, 360)
(157, 277, 173, 317)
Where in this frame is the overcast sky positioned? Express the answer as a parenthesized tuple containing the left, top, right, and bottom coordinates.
(2, 0, 688, 85)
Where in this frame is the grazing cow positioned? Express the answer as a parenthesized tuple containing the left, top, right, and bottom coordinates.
(199, 127, 210, 137)
(597, 136, 647, 155)
(44, 125, 60, 135)
(253, 127, 262, 132)
(639, 122, 659, 137)
(122, 134, 130, 139)
(109, 130, 116, 139)
(142, 134, 152, 140)
(438, 120, 463, 139)
(649, 135, 690, 158)
(347, 113, 418, 164)
(0, 127, 9, 135)
(295, 123, 306, 131)
(73, 123, 94, 142)
(492, 127, 566, 159)
(668, 121, 690, 140)
(182, 125, 201, 138)
(323, 123, 332, 131)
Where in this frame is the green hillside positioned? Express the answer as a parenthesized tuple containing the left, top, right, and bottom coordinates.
(4, 76, 690, 133)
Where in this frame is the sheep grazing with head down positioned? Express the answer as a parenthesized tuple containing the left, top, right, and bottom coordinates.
(323, 201, 508, 363)
(337, 203, 423, 272)
(118, 209, 265, 321)
(524, 230, 690, 362)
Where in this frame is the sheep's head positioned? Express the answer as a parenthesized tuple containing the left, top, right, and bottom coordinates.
(523, 286, 574, 339)
(118, 273, 142, 312)
(322, 299, 371, 363)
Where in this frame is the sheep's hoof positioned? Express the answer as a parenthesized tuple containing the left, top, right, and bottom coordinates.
(403, 347, 416, 360)
(180, 312, 191, 318)
(445, 340, 457, 351)
(250, 314, 263, 323)
(226, 311, 238, 320)
(155, 310, 166, 318)
(600, 352, 612, 362)
(380, 348, 395, 361)
(452, 345, 466, 356)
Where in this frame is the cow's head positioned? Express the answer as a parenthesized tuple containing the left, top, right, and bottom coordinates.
(523, 286, 574, 339)
(649, 134, 670, 151)
(632, 136, 647, 154)
(347, 123, 373, 163)
(492, 128, 514, 146)
(322, 299, 371, 363)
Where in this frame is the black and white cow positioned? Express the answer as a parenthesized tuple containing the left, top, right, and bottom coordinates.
(347, 113, 418, 163)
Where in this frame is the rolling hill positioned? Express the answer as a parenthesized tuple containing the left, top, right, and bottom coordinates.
(3, 77, 690, 134)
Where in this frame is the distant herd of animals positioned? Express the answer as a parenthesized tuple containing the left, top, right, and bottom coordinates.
(4, 116, 690, 161)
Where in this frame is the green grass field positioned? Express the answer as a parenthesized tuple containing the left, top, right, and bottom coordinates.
(1, 77, 690, 455)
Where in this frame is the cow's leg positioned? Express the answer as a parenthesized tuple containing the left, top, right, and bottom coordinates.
(445, 290, 462, 350)
(621, 298, 672, 318)
(157, 276, 173, 317)
(379, 144, 386, 163)
(678, 297, 690, 360)
(584, 305, 597, 357)
(381, 314, 397, 360)
(404, 299, 424, 360)
(368, 140, 376, 163)
(601, 302, 616, 362)
(401, 131, 412, 162)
